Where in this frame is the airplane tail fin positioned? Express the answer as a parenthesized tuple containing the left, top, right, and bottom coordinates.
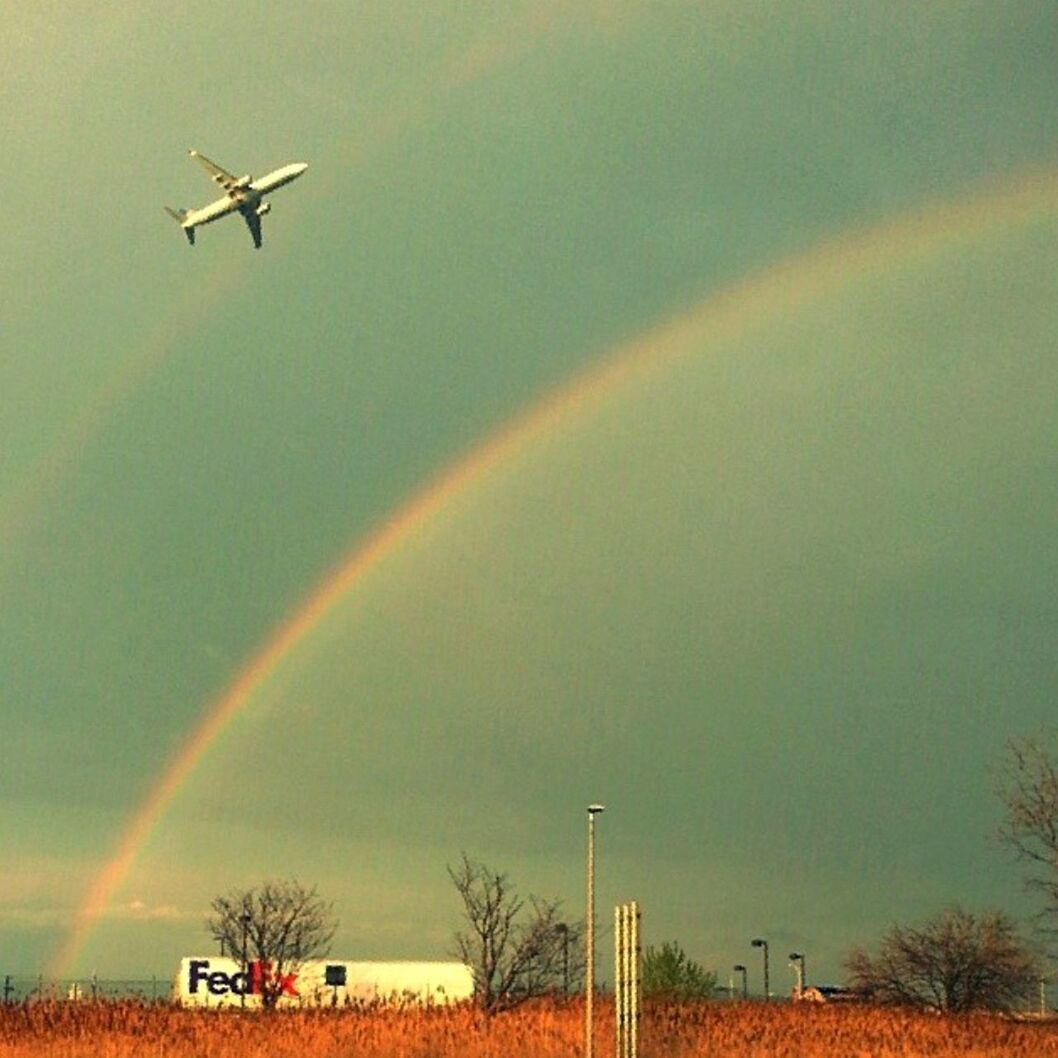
(164, 206, 195, 245)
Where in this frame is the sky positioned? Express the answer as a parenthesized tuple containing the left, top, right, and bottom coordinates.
(3, 1, 1058, 992)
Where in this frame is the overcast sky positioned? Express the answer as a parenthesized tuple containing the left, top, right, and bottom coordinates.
(4, 1, 1058, 989)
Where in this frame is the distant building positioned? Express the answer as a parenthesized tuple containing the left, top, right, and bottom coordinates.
(797, 985, 861, 1003)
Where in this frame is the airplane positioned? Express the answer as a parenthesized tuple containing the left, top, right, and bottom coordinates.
(164, 150, 308, 249)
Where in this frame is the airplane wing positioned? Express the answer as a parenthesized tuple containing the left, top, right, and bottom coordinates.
(189, 149, 241, 191)
(242, 209, 263, 249)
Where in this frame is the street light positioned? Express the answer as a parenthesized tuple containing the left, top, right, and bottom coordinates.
(586, 803, 605, 1058)
(240, 912, 251, 1010)
(732, 964, 748, 1000)
(556, 923, 570, 996)
(789, 952, 805, 998)
(751, 938, 769, 1000)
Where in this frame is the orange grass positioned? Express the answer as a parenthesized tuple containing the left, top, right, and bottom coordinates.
(1, 998, 1056, 1058)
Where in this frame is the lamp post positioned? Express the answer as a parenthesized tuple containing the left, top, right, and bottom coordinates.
(789, 952, 805, 998)
(556, 923, 570, 997)
(586, 803, 605, 1058)
(240, 912, 251, 1009)
(751, 938, 769, 1000)
(732, 964, 748, 1000)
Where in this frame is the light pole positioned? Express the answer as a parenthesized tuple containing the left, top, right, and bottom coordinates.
(751, 938, 769, 1000)
(556, 923, 570, 997)
(586, 803, 605, 1058)
(240, 912, 251, 1009)
(732, 964, 748, 1000)
(789, 952, 805, 998)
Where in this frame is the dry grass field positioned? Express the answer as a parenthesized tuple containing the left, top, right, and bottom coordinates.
(1, 998, 1056, 1058)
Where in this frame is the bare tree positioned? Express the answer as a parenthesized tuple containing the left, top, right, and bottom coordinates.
(996, 732, 1058, 940)
(207, 878, 337, 1009)
(448, 854, 583, 1012)
(844, 907, 1038, 1012)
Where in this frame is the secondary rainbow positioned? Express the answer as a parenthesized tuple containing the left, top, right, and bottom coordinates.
(0, 260, 238, 558)
(49, 167, 1058, 976)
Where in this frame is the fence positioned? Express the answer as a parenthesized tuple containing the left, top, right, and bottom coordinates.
(2, 975, 167, 1003)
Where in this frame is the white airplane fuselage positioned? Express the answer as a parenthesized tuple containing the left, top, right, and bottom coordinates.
(185, 162, 308, 229)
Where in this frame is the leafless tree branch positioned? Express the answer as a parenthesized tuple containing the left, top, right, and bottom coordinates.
(448, 853, 583, 1012)
(206, 878, 337, 1009)
(844, 907, 1039, 1012)
(995, 732, 1058, 940)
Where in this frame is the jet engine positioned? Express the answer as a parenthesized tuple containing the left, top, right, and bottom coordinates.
(256, 202, 272, 216)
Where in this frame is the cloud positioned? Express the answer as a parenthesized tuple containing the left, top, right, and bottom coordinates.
(105, 899, 200, 923)
(0, 886, 200, 932)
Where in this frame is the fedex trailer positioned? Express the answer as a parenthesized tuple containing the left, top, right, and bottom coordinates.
(174, 957, 473, 1008)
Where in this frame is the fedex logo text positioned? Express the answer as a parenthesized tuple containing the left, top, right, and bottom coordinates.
(188, 959, 299, 998)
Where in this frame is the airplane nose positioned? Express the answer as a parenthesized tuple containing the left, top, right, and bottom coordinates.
(295, 162, 308, 175)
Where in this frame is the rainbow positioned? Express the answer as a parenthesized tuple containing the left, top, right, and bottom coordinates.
(48, 167, 1058, 975)
(0, 260, 236, 560)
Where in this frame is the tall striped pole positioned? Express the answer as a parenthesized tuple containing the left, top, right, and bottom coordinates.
(586, 804, 604, 1058)
(630, 901, 639, 1058)
(615, 902, 641, 1058)
(615, 906, 625, 1058)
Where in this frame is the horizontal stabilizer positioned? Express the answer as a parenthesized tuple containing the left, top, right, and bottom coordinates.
(164, 206, 195, 246)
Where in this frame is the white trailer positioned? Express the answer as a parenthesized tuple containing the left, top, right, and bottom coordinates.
(173, 956, 473, 1008)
